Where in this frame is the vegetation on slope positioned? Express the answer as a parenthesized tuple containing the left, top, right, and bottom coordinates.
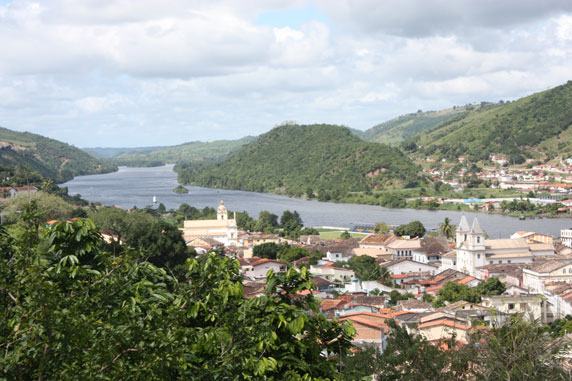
(82, 146, 167, 159)
(403, 81, 572, 162)
(362, 107, 469, 145)
(176, 124, 423, 200)
(0, 127, 116, 182)
(110, 136, 257, 167)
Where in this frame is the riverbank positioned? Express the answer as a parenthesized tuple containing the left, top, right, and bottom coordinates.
(63, 165, 570, 237)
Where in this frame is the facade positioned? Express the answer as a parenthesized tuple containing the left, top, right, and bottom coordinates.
(562, 228, 572, 248)
(380, 258, 438, 275)
(481, 294, 552, 323)
(455, 216, 486, 276)
(180, 200, 238, 246)
(241, 258, 287, 279)
(386, 239, 422, 260)
(309, 265, 356, 284)
(523, 260, 572, 293)
(455, 216, 555, 277)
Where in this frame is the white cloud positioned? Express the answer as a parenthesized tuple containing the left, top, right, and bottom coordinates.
(0, 0, 570, 147)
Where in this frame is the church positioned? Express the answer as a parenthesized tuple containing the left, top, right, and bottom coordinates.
(180, 200, 238, 246)
(451, 216, 555, 277)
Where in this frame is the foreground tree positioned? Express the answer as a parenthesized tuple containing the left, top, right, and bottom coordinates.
(1, 218, 354, 379)
(476, 316, 570, 380)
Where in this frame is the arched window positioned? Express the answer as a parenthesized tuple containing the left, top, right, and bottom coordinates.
(464, 234, 467, 241)
(477, 237, 480, 244)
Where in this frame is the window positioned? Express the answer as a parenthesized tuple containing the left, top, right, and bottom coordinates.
(477, 254, 481, 259)
(564, 269, 567, 274)
(477, 237, 480, 243)
(508, 260, 511, 264)
(464, 234, 467, 241)
(569, 268, 572, 274)
(498, 260, 502, 264)
(490, 261, 493, 264)
(508, 303, 515, 310)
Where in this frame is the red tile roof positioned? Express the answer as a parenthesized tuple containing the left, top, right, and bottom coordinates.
(340, 316, 389, 331)
(418, 319, 470, 331)
(457, 276, 477, 284)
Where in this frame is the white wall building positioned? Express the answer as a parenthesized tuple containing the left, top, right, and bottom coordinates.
(180, 200, 238, 246)
(562, 228, 572, 248)
(455, 216, 555, 277)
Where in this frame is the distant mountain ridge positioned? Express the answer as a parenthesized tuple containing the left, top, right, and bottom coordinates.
(403, 81, 572, 162)
(176, 124, 423, 200)
(82, 146, 168, 159)
(94, 136, 258, 167)
(362, 107, 469, 145)
(0, 126, 115, 182)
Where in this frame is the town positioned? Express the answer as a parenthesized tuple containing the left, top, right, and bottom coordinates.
(410, 153, 572, 216)
(177, 200, 572, 352)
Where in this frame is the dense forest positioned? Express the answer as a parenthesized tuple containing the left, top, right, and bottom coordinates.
(402, 81, 572, 162)
(0, 127, 116, 182)
(175, 124, 424, 200)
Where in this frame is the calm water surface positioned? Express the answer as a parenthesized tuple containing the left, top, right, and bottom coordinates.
(64, 165, 571, 238)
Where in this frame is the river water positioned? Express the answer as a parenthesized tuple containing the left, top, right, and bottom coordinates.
(63, 165, 571, 238)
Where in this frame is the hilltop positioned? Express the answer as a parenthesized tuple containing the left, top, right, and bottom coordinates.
(0, 127, 115, 182)
(403, 81, 572, 162)
(362, 107, 469, 145)
(176, 124, 423, 200)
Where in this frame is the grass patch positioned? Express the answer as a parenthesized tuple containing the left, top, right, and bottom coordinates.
(319, 231, 369, 240)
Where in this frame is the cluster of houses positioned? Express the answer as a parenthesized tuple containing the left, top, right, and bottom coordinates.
(421, 155, 572, 205)
(179, 201, 572, 351)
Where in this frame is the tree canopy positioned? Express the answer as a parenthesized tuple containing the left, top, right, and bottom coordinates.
(0, 216, 355, 379)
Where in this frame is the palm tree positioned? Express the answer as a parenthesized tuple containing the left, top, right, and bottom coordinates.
(439, 217, 455, 240)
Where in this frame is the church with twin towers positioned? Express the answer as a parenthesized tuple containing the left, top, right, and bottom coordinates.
(448, 215, 555, 277)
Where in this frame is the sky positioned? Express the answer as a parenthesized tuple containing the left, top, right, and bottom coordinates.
(0, 0, 571, 148)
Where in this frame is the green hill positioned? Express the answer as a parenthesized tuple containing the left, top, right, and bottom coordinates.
(0, 126, 115, 182)
(362, 107, 469, 144)
(404, 81, 572, 162)
(110, 136, 257, 166)
(176, 124, 423, 200)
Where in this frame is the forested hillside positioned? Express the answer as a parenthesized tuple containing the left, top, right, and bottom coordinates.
(362, 107, 469, 144)
(176, 124, 423, 200)
(0, 127, 115, 182)
(403, 81, 572, 162)
(82, 146, 167, 159)
(110, 136, 257, 166)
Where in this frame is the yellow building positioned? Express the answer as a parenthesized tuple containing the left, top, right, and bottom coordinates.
(180, 200, 238, 246)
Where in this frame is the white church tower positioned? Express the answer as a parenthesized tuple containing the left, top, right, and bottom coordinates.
(217, 200, 228, 220)
(456, 215, 470, 248)
(456, 216, 486, 276)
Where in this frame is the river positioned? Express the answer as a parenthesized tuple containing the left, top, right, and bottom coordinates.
(63, 165, 571, 238)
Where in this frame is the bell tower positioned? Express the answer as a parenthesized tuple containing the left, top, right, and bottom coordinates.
(217, 200, 228, 220)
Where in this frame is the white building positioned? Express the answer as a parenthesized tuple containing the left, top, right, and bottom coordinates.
(455, 216, 556, 277)
(562, 228, 572, 248)
(380, 258, 438, 275)
(180, 200, 238, 246)
(523, 261, 572, 293)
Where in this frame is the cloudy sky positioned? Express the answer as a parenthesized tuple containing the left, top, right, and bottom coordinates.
(1, 0, 571, 147)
